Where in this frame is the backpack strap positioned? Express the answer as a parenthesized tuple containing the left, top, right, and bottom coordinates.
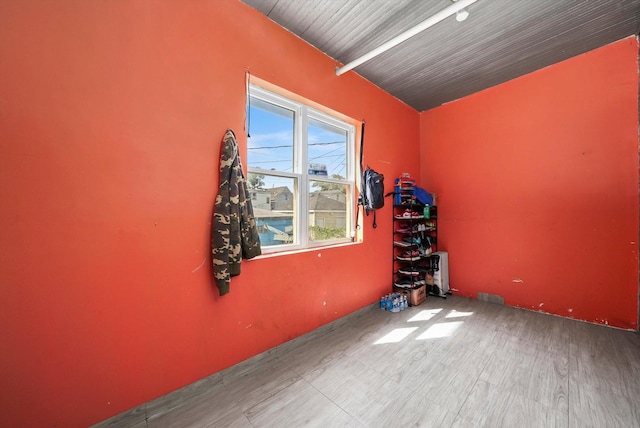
(355, 120, 365, 230)
(359, 120, 365, 174)
(355, 198, 360, 231)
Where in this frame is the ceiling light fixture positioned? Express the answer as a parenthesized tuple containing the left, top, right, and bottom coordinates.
(456, 8, 470, 22)
(335, 0, 479, 76)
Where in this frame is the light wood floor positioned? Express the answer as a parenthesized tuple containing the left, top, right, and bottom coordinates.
(95, 296, 640, 428)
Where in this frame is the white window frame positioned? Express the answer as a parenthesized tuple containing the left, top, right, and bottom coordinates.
(248, 84, 356, 254)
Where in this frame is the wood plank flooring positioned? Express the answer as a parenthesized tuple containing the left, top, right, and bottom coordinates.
(94, 296, 640, 428)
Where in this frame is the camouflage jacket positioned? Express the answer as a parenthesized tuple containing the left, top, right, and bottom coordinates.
(212, 129, 261, 296)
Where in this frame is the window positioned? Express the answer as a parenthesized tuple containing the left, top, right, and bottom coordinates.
(247, 85, 356, 252)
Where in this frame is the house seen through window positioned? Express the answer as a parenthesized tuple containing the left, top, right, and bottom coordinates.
(247, 84, 355, 252)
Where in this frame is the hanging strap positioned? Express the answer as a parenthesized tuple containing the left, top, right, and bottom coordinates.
(355, 120, 365, 230)
(359, 120, 365, 173)
(359, 121, 377, 229)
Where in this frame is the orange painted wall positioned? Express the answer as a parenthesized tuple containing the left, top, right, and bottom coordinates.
(0, 1, 420, 426)
(420, 37, 639, 330)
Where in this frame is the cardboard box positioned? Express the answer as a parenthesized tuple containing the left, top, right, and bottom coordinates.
(405, 285, 426, 306)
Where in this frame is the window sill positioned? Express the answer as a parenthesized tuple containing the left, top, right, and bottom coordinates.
(252, 239, 362, 260)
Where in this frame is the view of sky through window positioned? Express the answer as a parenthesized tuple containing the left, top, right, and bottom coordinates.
(247, 98, 294, 176)
(248, 101, 347, 188)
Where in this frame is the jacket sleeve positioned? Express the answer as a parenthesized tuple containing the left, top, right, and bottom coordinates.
(212, 132, 235, 296)
(238, 170, 262, 260)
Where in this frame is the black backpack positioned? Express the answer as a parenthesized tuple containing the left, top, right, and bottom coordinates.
(361, 167, 384, 213)
(356, 121, 384, 229)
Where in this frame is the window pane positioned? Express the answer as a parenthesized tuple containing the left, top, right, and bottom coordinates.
(308, 180, 349, 242)
(250, 174, 296, 247)
(308, 118, 347, 179)
(248, 97, 294, 173)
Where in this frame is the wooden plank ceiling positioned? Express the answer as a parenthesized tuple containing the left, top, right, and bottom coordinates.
(240, 0, 640, 111)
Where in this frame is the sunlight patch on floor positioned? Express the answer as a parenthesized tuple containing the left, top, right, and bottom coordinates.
(416, 321, 463, 340)
(407, 308, 443, 322)
(445, 310, 474, 318)
(374, 327, 419, 344)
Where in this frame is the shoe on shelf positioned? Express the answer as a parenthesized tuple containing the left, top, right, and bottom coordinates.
(398, 266, 421, 276)
(394, 278, 425, 288)
(402, 236, 421, 245)
(400, 197, 416, 206)
(397, 250, 420, 261)
(395, 225, 411, 233)
(412, 223, 428, 232)
(417, 245, 432, 256)
(394, 209, 422, 219)
(394, 278, 414, 288)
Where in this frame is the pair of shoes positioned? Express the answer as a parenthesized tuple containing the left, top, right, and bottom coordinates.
(394, 280, 412, 288)
(394, 209, 422, 219)
(400, 197, 416, 206)
(397, 250, 420, 261)
(403, 236, 421, 245)
(398, 266, 421, 276)
(395, 278, 426, 288)
(395, 225, 411, 233)
(417, 245, 432, 256)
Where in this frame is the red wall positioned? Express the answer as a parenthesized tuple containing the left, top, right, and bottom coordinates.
(420, 37, 639, 330)
(0, 1, 420, 426)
